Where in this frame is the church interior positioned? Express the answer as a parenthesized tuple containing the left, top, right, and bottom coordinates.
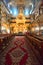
(0, 0, 43, 65)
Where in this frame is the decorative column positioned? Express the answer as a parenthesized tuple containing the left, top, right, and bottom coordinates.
(0, 1, 1, 33)
(8, 18, 11, 34)
(39, 0, 43, 15)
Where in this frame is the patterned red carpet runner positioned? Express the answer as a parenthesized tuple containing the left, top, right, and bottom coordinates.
(5, 36, 29, 65)
(0, 36, 40, 65)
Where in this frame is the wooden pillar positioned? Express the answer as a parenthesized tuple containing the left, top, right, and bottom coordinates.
(0, 1, 1, 33)
(39, 7, 40, 15)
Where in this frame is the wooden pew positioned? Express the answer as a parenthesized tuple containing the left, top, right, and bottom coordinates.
(25, 33, 43, 53)
(25, 34, 43, 64)
(0, 34, 13, 53)
(29, 34, 43, 58)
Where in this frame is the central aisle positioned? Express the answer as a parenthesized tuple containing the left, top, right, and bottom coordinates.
(0, 36, 41, 65)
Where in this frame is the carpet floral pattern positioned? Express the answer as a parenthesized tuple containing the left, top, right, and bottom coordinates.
(0, 36, 40, 65)
(5, 36, 28, 65)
